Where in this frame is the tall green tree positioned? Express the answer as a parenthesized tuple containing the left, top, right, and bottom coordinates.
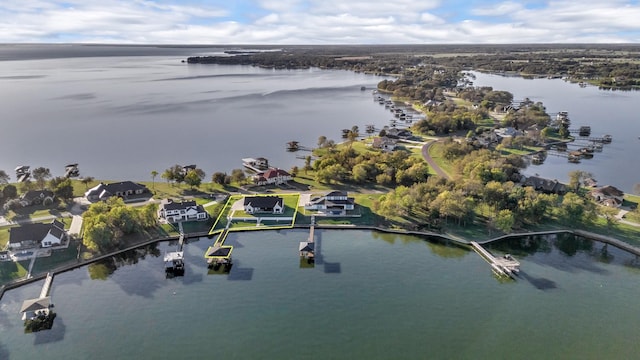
(150, 170, 158, 191)
(185, 169, 202, 190)
(32, 167, 52, 190)
(0, 170, 9, 184)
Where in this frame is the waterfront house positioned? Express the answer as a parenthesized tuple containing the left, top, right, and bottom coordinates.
(522, 176, 567, 195)
(253, 168, 292, 186)
(158, 199, 208, 223)
(8, 220, 67, 249)
(590, 185, 624, 207)
(20, 190, 55, 207)
(84, 181, 150, 202)
(385, 128, 413, 139)
(305, 191, 355, 216)
(372, 136, 397, 152)
(243, 196, 284, 214)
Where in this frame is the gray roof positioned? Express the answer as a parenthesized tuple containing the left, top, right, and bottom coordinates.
(20, 296, 51, 313)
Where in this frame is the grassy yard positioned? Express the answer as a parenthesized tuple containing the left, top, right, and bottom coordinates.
(30, 243, 80, 276)
(0, 260, 29, 285)
(427, 142, 454, 177)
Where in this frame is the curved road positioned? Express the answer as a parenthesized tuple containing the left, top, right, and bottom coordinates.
(421, 141, 450, 179)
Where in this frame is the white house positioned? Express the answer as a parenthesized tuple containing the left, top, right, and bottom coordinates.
(243, 196, 284, 214)
(8, 220, 67, 249)
(253, 168, 292, 186)
(305, 191, 355, 216)
(158, 199, 209, 223)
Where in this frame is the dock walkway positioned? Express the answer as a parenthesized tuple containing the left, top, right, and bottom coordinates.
(470, 241, 520, 278)
(39, 272, 54, 298)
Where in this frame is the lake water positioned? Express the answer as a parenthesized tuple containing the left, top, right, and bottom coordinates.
(1, 230, 640, 359)
(472, 72, 640, 193)
(0, 45, 391, 182)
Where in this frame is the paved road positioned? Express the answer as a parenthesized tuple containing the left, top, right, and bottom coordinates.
(421, 141, 450, 179)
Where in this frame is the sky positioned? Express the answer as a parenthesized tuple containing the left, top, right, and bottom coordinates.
(1, 0, 640, 44)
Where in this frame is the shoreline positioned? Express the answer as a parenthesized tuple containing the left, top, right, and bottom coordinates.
(2, 224, 639, 301)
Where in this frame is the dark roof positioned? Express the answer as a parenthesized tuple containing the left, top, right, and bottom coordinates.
(103, 181, 148, 194)
(244, 196, 283, 209)
(598, 185, 624, 197)
(206, 246, 233, 258)
(299, 242, 314, 252)
(325, 190, 348, 198)
(161, 200, 198, 211)
(9, 223, 51, 244)
(523, 176, 566, 193)
(9, 220, 65, 244)
(21, 190, 54, 202)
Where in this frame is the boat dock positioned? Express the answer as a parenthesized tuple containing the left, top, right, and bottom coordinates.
(299, 216, 315, 260)
(39, 272, 54, 299)
(470, 241, 520, 279)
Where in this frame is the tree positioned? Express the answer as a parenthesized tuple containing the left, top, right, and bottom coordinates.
(211, 172, 227, 185)
(347, 129, 358, 148)
(0, 170, 9, 184)
(318, 135, 327, 148)
(290, 166, 299, 178)
(2, 184, 18, 200)
(568, 170, 592, 193)
(32, 167, 52, 190)
(184, 169, 202, 190)
(161, 169, 173, 185)
(230, 169, 246, 184)
(598, 206, 620, 233)
(49, 177, 74, 200)
(304, 156, 312, 174)
(494, 209, 515, 233)
(150, 170, 158, 191)
(81, 176, 94, 189)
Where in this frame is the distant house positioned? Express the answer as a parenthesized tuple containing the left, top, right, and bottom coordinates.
(494, 127, 522, 139)
(8, 220, 67, 249)
(84, 181, 150, 202)
(243, 196, 284, 214)
(372, 136, 397, 152)
(385, 128, 412, 139)
(158, 199, 208, 223)
(523, 176, 567, 195)
(305, 191, 355, 216)
(590, 185, 624, 208)
(253, 168, 292, 186)
(20, 190, 55, 207)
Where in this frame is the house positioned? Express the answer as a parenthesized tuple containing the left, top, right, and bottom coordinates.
(8, 220, 67, 249)
(522, 176, 567, 195)
(20, 190, 55, 207)
(253, 168, 292, 186)
(494, 127, 522, 139)
(84, 181, 149, 202)
(243, 196, 284, 214)
(158, 199, 208, 223)
(385, 128, 413, 139)
(590, 185, 624, 207)
(305, 191, 355, 216)
(372, 136, 397, 152)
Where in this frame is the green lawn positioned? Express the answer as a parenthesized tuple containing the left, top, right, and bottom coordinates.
(30, 243, 80, 276)
(427, 142, 454, 177)
(0, 260, 29, 285)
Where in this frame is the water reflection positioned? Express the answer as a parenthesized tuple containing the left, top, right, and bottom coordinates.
(33, 316, 65, 345)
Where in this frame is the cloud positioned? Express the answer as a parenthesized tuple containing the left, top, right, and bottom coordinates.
(0, 0, 639, 43)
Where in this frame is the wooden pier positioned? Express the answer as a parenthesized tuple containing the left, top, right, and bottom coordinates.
(470, 242, 520, 279)
(299, 217, 315, 260)
(39, 272, 54, 299)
